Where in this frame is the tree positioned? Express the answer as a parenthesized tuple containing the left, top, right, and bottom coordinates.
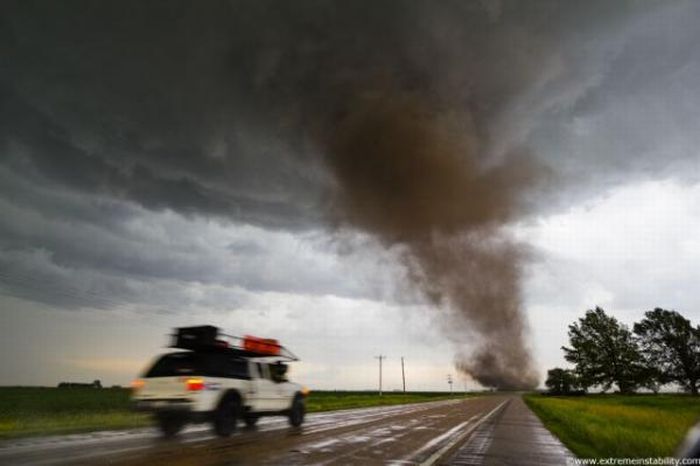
(545, 368, 580, 395)
(562, 307, 643, 393)
(634, 363, 664, 394)
(633, 308, 700, 395)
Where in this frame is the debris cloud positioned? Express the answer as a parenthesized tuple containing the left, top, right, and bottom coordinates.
(230, 1, 550, 388)
(318, 90, 541, 389)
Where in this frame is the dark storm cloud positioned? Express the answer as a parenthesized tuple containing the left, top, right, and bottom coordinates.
(524, 1, 700, 196)
(0, 86, 313, 229)
(2, 0, 700, 387)
(0, 2, 619, 214)
(1, 0, 324, 229)
(3, 1, 692, 219)
(0, 167, 383, 309)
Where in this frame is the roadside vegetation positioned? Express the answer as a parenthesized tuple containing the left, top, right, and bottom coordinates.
(305, 390, 470, 412)
(525, 394, 700, 458)
(546, 307, 700, 395)
(0, 387, 150, 439)
(530, 307, 700, 458)
(0, 387, 468, 439)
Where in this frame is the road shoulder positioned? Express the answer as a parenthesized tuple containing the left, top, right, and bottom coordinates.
(445, 395, 574, 465)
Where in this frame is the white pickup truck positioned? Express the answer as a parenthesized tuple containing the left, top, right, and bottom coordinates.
(132, 326, 308, 437)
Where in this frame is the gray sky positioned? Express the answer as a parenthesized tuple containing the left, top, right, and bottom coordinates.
(1, 0, 699, 390)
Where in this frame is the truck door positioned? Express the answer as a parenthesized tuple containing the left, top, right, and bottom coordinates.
(269, 362, 293, 411)
(246, 361, 263, 411)
(252, 362, 277, 412)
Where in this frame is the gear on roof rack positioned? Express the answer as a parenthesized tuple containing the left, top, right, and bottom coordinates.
(170, 325, 298, 361)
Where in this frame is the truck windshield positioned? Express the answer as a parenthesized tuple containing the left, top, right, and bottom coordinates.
(145, 352, 250, 379)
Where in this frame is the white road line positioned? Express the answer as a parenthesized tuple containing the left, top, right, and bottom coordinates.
(405, 416, 479, 460)
(416, 400, 508, 466)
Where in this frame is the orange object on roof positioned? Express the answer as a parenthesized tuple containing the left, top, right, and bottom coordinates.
(243, 335, 280, 355)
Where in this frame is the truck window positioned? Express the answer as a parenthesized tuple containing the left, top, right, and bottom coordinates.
(257, 363, 271, 380)
(222, 357, 250, 379)
(145, 352, 250, 379)
(145, 352, 198, 377)
(270, 362, 288, 383)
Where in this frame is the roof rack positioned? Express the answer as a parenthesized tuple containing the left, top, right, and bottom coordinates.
(170, 325, 299, 361)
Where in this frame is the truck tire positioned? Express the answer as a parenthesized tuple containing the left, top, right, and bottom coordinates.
(213, 394, 239, 437)
(156, 412, 186, 438)
(288, 395, 305, 427)
(243, 414, 258, 427)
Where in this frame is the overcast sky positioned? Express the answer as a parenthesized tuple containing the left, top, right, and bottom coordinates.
(1, 0, 699, 390)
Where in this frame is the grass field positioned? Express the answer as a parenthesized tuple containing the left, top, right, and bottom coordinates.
(524, 393, 700, 458)
(0, 387, 151, 439)
(305, 390, 465, 412)
(0, 387, 467, 439)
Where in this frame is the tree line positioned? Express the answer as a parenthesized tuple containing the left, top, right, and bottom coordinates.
(546, 307, 700, 395)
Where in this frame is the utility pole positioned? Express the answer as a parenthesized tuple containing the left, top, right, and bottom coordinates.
(401, 357, 406, 393)
(375, 355, 386, 395)
(447, 374, 453, 395)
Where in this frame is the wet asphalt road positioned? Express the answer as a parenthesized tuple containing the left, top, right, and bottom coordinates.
(0, 395, 572, 466)
(447, 396, 574, 465)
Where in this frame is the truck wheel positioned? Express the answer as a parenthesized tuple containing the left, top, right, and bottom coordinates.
(156, 412, 186, 438)
(288, 396, 305, 427)
(213, 395, 239, 437)
(244, 414, 258, 428)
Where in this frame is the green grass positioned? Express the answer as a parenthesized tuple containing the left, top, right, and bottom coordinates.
(0, 387, 469, 439)
(0, 387, 150, 439)
(305, 390, 469, 412)
(524, 393, 700, 458)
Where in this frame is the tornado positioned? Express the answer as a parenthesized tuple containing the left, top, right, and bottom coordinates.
(236, 2, 548, 389)
(316, 91, 541, 389)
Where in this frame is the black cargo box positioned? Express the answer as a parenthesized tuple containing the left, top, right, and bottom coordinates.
(172, 325, 219, 350)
